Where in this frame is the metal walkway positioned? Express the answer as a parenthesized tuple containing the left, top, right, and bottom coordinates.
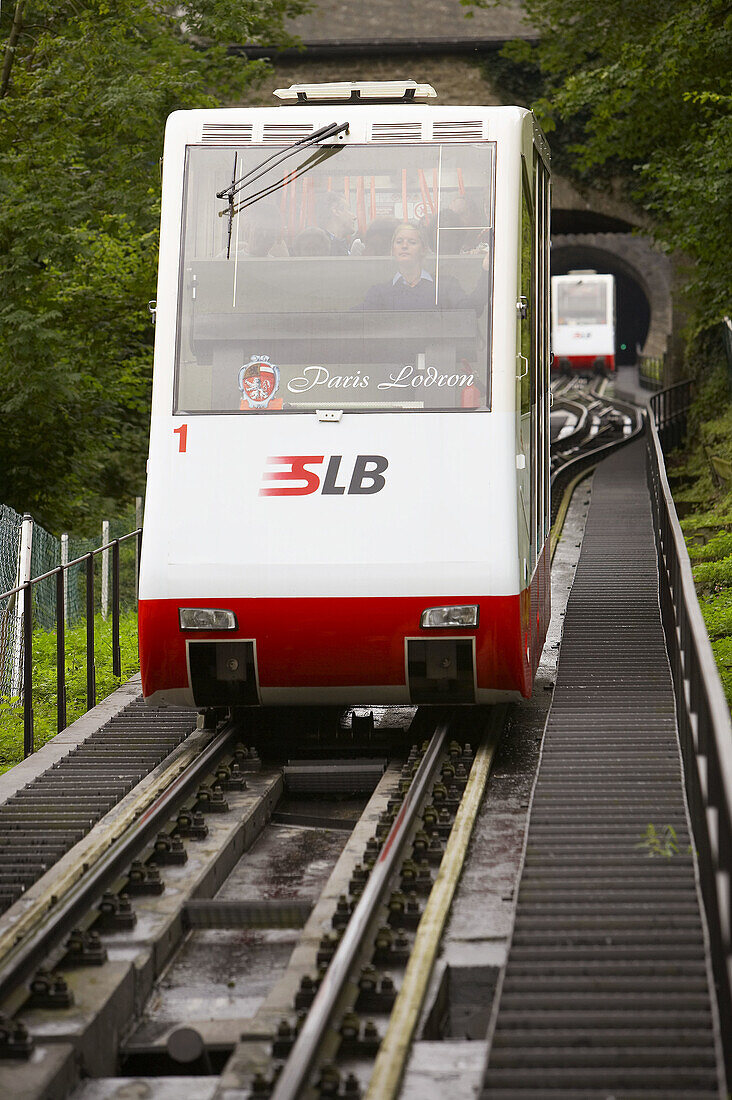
(0, 700, 195, 915)
(483, 441, 725, 1098)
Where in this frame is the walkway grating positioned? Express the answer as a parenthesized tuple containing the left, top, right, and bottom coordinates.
(482, 441, 725, 1098)
(0, 700, 195, 914)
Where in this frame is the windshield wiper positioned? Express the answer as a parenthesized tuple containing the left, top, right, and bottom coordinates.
(228, 145, 341, 214)
(219, 144, 344, 257)
(217, 120, 349, 203)
(217, 120, 349, 258)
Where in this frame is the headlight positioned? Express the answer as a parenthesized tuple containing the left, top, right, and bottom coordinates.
(420, 605, 479, 629)
(179, 608, 238, 631)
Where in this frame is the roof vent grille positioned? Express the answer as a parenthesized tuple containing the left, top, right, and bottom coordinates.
(370, 122, 423, 143)
(261, 123, 314, 143)
(201, 123, 253, 144)
(432, 121, 484, 141)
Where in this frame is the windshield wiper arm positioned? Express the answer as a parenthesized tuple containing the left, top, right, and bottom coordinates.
(225, 144, 341, 218)
(223, 150, 238, 262)
(216, 120, 349, 203)
(219, 142, 344, 257)
(217, 120, 348, 260)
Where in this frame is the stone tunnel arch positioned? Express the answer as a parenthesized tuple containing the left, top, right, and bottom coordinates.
(551, 232, 671, 364)
(550, 179, 672, 363)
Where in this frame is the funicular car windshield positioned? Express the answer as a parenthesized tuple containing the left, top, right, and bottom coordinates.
(174, 142, 496, 413)
(556, 280, 608, 326)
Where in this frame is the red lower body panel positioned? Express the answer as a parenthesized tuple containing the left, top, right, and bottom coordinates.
(554, 354, 615, 372)
(139, 545, 550, 704)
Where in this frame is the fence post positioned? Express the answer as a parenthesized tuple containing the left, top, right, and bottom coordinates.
(23, 581, 33, 756)
(56, 566, 66, 734)
(61, 533, 69, 627)
(112, 540, 121, 678)
(101, 519, 110, 621)
(86, 552, 96, 710)
(11, 514, 33, 700)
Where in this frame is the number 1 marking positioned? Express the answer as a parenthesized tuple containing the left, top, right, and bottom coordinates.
(173, 424, 188, 453)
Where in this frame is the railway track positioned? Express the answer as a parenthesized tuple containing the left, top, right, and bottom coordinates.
(550, 376, 643, 530)
(1, 380, 719, 1098)
(0, 704, 509, 1099)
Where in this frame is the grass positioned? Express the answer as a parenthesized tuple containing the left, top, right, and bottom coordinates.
(0, 610, 139, 775)
(667, 393, 732, 711)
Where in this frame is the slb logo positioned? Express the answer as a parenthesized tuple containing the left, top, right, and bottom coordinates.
(260, 455, 388, 497)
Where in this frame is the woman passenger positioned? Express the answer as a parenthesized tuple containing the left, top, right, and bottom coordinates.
(360, 222, 489, 311)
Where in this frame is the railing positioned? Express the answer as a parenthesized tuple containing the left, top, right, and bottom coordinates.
(0, 529, 142, 758)
(646, 416, 732, 1077)
(649, 378, 694, 452)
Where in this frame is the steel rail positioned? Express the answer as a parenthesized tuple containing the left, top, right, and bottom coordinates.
(550, 377, 572, 399)
(0, 719, 240, 1006)
(550, 464, 596, 562)
(271, 717, 451, 1100)
(550, 395, 644, 525)
(366, 706, 507, 1100)
(550, 378, 611, 460)
(550, 396, 588, 454)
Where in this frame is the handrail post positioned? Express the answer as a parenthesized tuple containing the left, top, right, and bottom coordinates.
(56, 566, 66, 733)
(23, 582, 33, 757)
(86, 552, 96, 710)
(112, 540, 121, 678)
(101, 520, 110, 621)
(61, 533, 69, 627)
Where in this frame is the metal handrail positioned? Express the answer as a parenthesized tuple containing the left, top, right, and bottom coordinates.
(650, 378, 693, 452)
(0, 530, 141, 601)
(646, 415, 732, 1077)
(0, 528, 143, 757)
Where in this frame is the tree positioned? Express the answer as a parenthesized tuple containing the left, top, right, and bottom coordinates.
(0, 0, 304, 532)
(466, 0, 732, 333)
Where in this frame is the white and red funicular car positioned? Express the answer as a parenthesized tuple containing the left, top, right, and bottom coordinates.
(139, 81, 552, 710)
(552, 271, 616, 375)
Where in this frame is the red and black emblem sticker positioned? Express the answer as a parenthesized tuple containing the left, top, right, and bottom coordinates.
(238, 355, 281, 410)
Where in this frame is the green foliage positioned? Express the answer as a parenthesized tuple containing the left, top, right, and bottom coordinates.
(0, 609, 139, 774)
(669, 393, 732, 509)
(697, 590, 732, 640)
(709, 636, 732, 707)
(479, 39, 544, 111)
(668, 391, 732, 708)
(636, 824, 690, 858)
(0, 0, 304, 534)
(693, 556, 732, 597)
(465, 0, 732, 332)
(689, 532, 732, 565)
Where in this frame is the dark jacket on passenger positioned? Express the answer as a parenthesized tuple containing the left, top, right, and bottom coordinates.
(359, 270, 488, 312)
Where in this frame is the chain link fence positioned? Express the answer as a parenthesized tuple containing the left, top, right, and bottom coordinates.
(0, 502, 141, 701)
(0, 506, 23, 701)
